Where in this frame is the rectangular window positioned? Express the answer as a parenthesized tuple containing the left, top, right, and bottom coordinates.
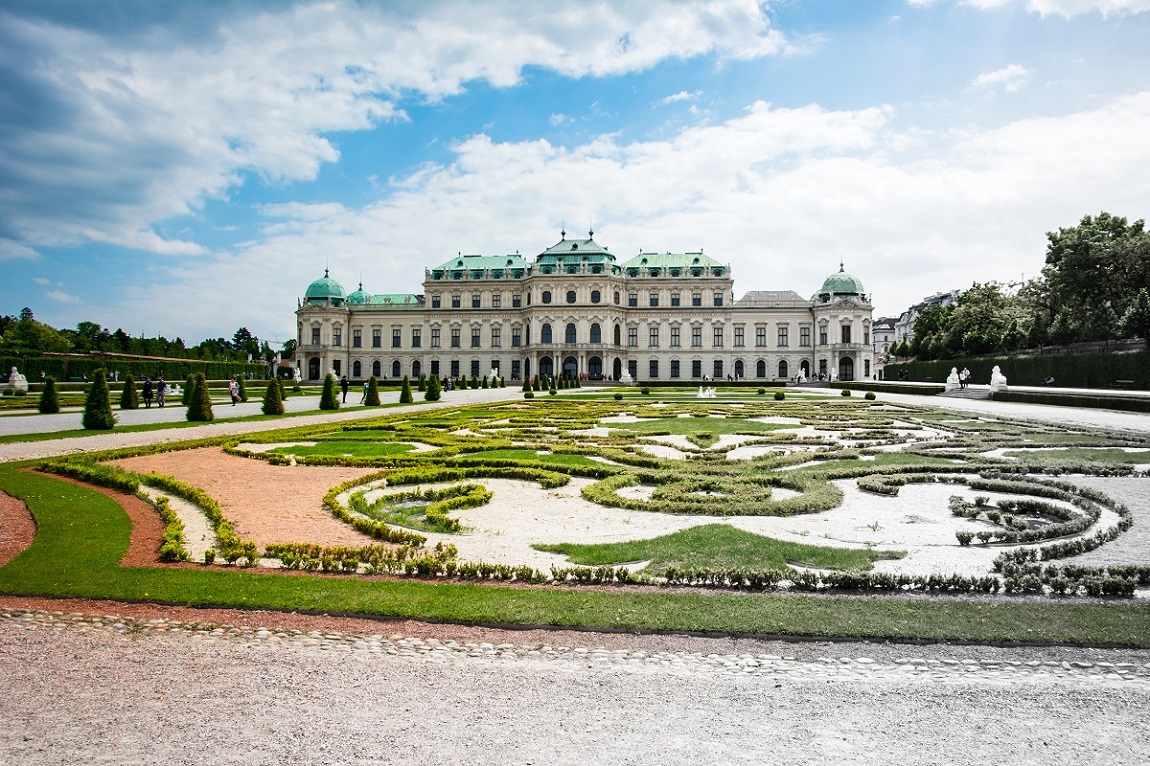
(512, 294, 522, 308)
(670, 327, 681, 348)
(411, 329, 421, 348)
(431, 296, 441, 308)
(713, 327, 723, 347)
(649, 360, 659, 379)
(628, 293, 638, 307)
(472, 294, 481, 309)
(471, 329, 481, 348)
(864, 329, 870, 345)
(820, 328, 828, 345)
(649, 292, 658, 307)
(371, 329, 382, 348)
(778, 327, 789, 347)
(841, 325, 851, 344)
(692, 292, 702, 307)
(331, 330, 341, 347)
(713, 292, 723, 307)
(451, 329, 461, 348)
(627, 327, 638, 348)
(352, 329, 362, 348)
(671, 292, 680, 307)
(691, 327, 702, 348)
(491, 328, 501, 347)
(391, 329, 401, 348)
(670, 360, 680, 378)
(311, 328, 320, 345)
(492, 294, 501, 309)
(430, 360, 440, 375)
(512, 327, 522, 347)
(649, 328, 659, 347)
(450, 360, 460, 377)
(691, 360, 702, 378)
(800, 327, 811, 347)
(734, 327, 744, 347)
(755, 326, 766, 347)
(431, 328, 441, 348)
(451, 295, 461, 308)
(471, 360, 481, 377)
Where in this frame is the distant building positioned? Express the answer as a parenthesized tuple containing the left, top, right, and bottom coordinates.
(872, 316, 897, 379)
(295, 231, 875, 383)
(894, 289, 962, 343)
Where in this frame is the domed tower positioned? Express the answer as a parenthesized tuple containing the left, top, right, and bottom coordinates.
(297, 270, 351, 382)
(347, 282, 371, 305)
(810, 263, 873, 383)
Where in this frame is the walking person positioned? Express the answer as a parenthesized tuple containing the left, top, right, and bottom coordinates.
(961, 367, 970, 389)
(360, 380, 368, 403)
(229, 377, 240, 406)
(142, 377, 153, 408)
(340, 375, 350, 403)
(156, 375, 167, 408)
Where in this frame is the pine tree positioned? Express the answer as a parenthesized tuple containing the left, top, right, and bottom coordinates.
(425, 373, 442, 402)
(364, 375, 382, 406)
(261, 379, 285, 415)
(186, 372, 214, 422)
(319, 373, 340, 410)
(399, 374, 413, 404)
(38, 376, 60, 414)
(182, 375, 195, 405)
(82, 369, 116, 430)
(119, 373, 139, 410)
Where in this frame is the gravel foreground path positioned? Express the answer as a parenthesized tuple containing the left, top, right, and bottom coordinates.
(2, 605, 1149, 766)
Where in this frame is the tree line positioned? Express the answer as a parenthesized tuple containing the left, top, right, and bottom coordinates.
(889, 212, 1150, 361)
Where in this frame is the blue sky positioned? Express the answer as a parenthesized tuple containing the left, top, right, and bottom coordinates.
(2, 0, 1149, 346)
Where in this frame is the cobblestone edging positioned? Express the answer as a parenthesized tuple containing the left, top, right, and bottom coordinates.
(5, 608, 1150, 684)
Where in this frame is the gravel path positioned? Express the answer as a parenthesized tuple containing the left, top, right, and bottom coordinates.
(3, 606, 1149, 765)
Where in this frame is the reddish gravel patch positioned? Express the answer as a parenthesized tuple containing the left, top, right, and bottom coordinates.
(0, 491, 36, 567)
(112, 447, 381, 547)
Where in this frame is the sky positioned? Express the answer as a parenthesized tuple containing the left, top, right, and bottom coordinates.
(2, 0, 1149, 347)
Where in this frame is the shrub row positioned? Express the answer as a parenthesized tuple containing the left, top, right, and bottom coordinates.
(154, 495, 191, 563)
(139, 472, 257, 565)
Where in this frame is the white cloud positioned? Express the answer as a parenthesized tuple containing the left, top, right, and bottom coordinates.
(45, 290, 82, 304)
(548, 113, 571, 126)
(661, 90, 701, 105)
(33, 277, 49, 285)
(960, 0, 1150, 16)
(0, 239, 39, 260)
(971, 64, 1032, 92)
(0, 1, 790, 257)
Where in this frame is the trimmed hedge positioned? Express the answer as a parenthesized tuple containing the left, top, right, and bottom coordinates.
(885, 349, 1150, 390)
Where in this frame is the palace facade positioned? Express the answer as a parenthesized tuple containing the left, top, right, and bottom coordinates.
(295, 231, 874, 384)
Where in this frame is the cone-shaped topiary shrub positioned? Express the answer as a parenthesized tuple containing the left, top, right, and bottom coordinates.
(425, 373, 441, 402)
(82, 369, 116, 430)
(186, 372, 214, 422)
(119, 374, 140, 410)
(470, 375, 479, 389)
(38, 376, 60, 414)
(532, 376, 541, 392)
(182, 375, 195, 405)
(417, 375, 426, 392)
(237, 376, 248, 402)
(481, 375, 489, 389)
(365, 375, 381, 406)
(500, 376, 506, 388)
(399, 374, 413, 404)
(522, 377, 531, 393)
(262, 379, 285, 415)
(276, 376, 286, 402)
(319, 373, 340, 410)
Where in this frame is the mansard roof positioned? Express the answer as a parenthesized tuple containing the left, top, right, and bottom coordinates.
(620, 251, 727, 277)
(735, 290, 808, 308)
(428, 253, 531, 280)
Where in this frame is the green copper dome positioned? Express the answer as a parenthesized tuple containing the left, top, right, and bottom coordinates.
(813, 264, 865, 301)
(305, 270, 346, 303)
(347, 282, 370, 304)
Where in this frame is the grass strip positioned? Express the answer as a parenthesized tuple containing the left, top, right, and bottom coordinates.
(3, 465, 1150, 646)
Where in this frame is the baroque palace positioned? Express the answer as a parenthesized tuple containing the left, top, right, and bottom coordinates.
(295, 230, 874, 385)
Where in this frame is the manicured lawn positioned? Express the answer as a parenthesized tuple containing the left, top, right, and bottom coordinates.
(606, 416, 794, 437)
(4, 463, 1150, 646)
(534, 523, 903, 574)
(268, 440, 417, 458)
(452, 448, 603, 467)
(1001, 447, 1150, 463)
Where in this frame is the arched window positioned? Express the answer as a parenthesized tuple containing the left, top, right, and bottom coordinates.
(542, 291, 552, 304)
(412, 360, 422, 378)
(755, 360, 766, 378)
(372, 360, 381, 377)
(778, 360, 789, 379)
(734, 360, 744, 379)
(614, 291, 620, 305)
(541, 324, 553, 344)
(613, 325, 621, 345)
(565, 323, 577, 344)
(566, 290, 576, 304)
(352, 361, 362, 378)
(392, 360, 401, 378)
(590, 323, 602, 344)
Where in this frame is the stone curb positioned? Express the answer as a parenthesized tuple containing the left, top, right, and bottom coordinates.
(6, 609, 1149, 684)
